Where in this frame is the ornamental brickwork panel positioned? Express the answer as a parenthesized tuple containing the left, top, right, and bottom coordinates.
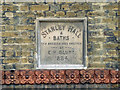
(2, 69, 120, 84)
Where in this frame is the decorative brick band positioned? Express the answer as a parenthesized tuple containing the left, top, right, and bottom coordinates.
(1, 69, 120, 84)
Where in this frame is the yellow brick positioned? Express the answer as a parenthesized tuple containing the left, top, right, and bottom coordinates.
(3, 59, 19, 63)
(113, 31, 120, 37)
(5, 12, 13, 17)
(103, 57, 117, 62)
(88, 56, 101, 62)
(4, 25, 14, 30)
(66, 11, 76, 17)
(21, 32, 27, 36)
(88, 63, 106, 68)
(22, 52, 31, 57)
(70, 3, 82, 11)
(103, 4, 118, 10)
(16, 25, 35, 30)
(6, 51, 14, 56)
(87, 11, 105, 17)
(107, 50, 117, 56)
(2, 5, 14, 11)
(88, 37, 105, 42)
(107, 24, 116, 30)
(21, 58, 28, 63)
(20, 6, 29, 11)
(7, 38, 15, 43)
(2, 32, 19, 37)
(15, 64, 34, 69)
(21, 45, 35, 50)
(82, 3, 91, 10)
(55, 11, 65, 17)
(15, 51, 21, 56)
(102, 18, 114, 23)
(103, 44, 118, 49)
(30, 5, 49, 11)
(61, 4, 69, 10)
(36, 12, 44, 17)
(45, 11, 54, 17)
(70, 3, 91, 11)
(0, 51, 2, 57)
(118, 11, 120, 15)
(16, 38, 33, 43)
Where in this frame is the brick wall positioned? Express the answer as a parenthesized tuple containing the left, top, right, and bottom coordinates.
(1, 2, 119, 70)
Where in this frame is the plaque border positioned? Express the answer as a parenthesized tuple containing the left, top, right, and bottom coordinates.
(36, 18, 88, 69)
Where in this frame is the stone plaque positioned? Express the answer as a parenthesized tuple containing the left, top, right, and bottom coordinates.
(36, 18, 87, 69)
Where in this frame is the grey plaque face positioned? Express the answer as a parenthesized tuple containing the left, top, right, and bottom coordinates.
(36, 18, 87, 69)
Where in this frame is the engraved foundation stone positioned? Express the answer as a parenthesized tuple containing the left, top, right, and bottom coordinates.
(36, 18, 87, 69)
